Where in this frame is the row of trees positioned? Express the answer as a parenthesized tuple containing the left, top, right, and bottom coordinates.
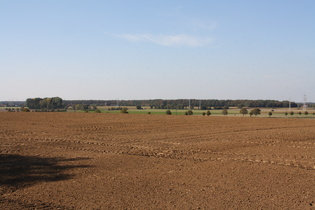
(26, 97, 64, 110)
(284, 111, 312, 116)
(63, 99, 299, 109)
(239, 108, 261, 116)
(68, 104, 98, 111)
(166, 108, 262, 116)
(166, 110, 194, 115)
(162, 108, 315, 116)
(5, 108, 28, 112)
(164, 108, 262, 116)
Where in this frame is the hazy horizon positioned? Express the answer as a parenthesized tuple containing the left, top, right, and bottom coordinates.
(1, 1, 314, 102)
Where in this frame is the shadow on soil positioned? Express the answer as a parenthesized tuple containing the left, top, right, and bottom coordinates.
(0, 154, 92, 194)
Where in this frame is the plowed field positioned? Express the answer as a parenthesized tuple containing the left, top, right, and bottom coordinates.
(1, 113, 315, 209)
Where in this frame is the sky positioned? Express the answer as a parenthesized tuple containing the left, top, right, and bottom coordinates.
(0, 0, 314, 102)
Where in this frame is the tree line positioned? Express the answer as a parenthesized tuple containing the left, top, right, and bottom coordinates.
(0, 101, 25, 107)
(63, 99, 298, 109)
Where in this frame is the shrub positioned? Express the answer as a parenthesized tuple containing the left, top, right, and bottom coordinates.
(95, 109, 101, 113)
(166, 110, 172, 115)
(187, 110, 193, 115)
(222, 109, 228, 116)
(148, 112, 151, 114)
(284, 112, 288, 116)
(202, 112, 206, 116)
(206, 110, 211, 116)
(268, 111, 272, 117)
(290, 111, 294, 116)
(304, 111, 309, 115)
(298, 111, 302, 115)
(120, 108, 128, 114)
(108, 107, 123, 111)
(21, 108, 30, 112)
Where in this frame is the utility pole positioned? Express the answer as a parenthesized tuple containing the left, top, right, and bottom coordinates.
(303, 95, 307, 111)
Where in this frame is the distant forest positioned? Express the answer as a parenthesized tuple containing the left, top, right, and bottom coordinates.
(63, 99, 298, 109)
(0, 99, 304, 110)
(0, 101, 25, 107)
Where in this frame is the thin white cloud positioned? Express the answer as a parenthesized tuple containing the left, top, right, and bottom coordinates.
(118, 34, 213, 47)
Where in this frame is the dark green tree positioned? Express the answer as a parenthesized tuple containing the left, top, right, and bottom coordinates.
(250, 108, 261, 116)
(166, 110, 172, 115)
(240, 108, 248, 116)
(51, 97, 63, 109)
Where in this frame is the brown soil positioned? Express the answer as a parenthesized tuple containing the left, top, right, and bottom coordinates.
(1, 113, 315, 209)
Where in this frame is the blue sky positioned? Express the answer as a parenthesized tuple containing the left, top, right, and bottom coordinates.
(1, 0, 314, 102)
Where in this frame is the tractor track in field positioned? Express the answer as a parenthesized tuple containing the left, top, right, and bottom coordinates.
(2, 134, 315, 171)
(14, 137, 314, 171)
